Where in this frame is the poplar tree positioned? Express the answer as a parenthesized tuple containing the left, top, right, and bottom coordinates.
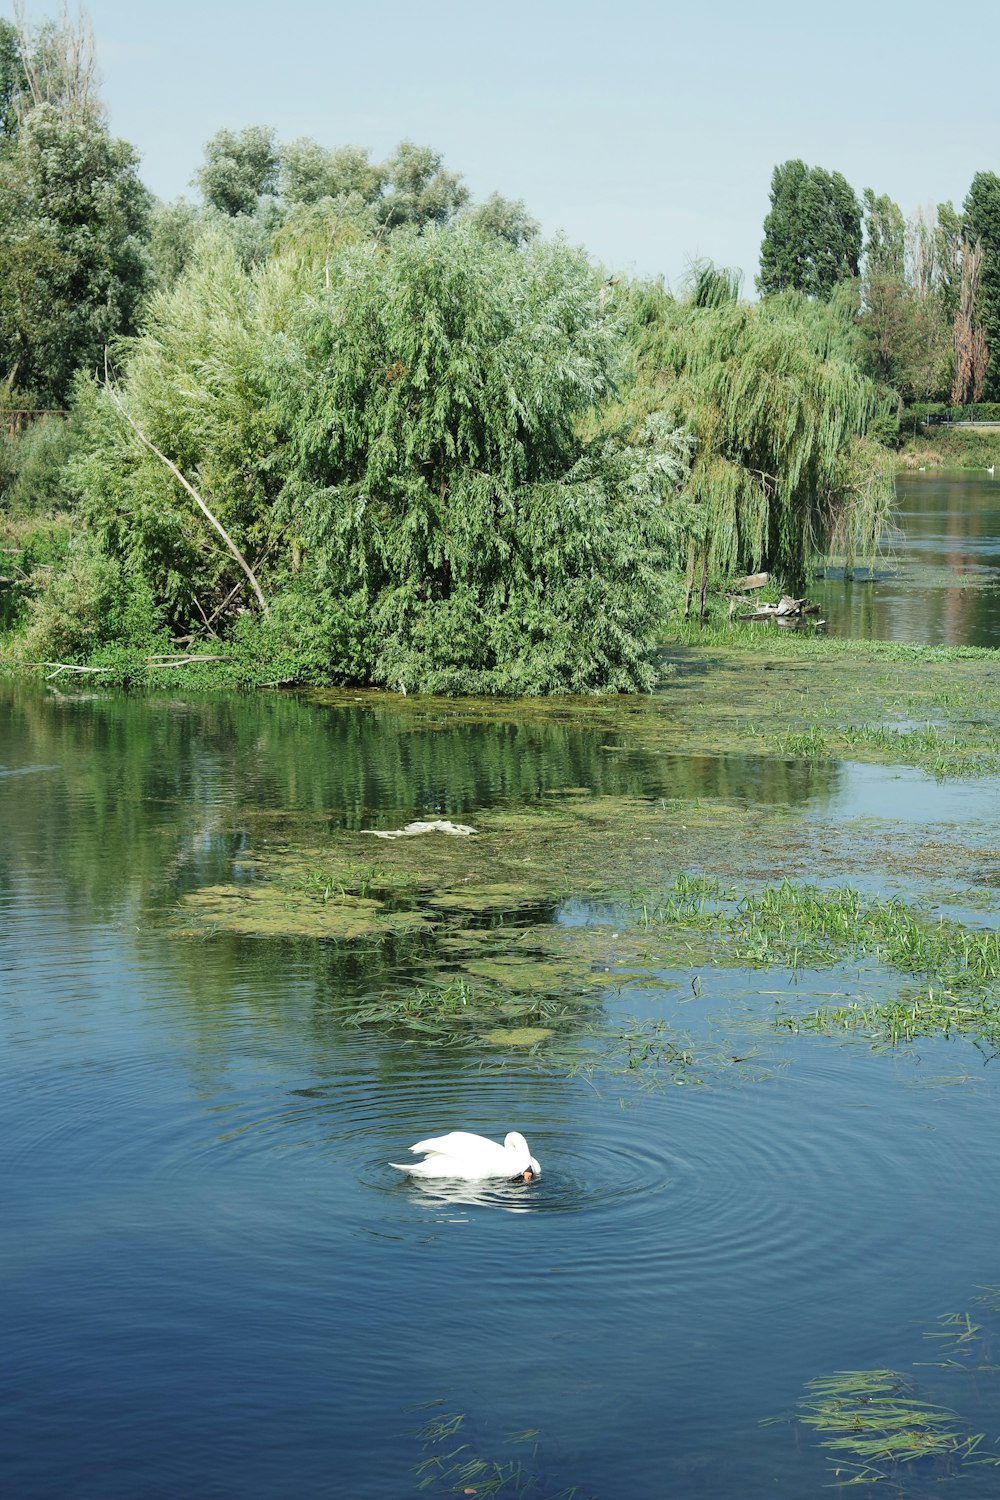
(758, 160, 862, 300)
(858, 190, 950, 400)
(964, 172, 1000, 400)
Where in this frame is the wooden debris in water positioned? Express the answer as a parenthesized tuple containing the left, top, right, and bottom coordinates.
(738, 594, 822, 623)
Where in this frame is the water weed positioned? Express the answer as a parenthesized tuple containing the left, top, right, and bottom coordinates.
(632, 876, 1000, 1048)
(414, 1408, 580, 1498)
(793, 1369, 990, 1485)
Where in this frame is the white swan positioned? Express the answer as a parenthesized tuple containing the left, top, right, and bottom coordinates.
(391, 1130, 541, 1181)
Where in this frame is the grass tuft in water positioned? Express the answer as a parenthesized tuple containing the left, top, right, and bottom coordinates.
(414, 1409, 580, 1498)
(633, 875, 1000, 1048)
(791, 1368, 994, 1486)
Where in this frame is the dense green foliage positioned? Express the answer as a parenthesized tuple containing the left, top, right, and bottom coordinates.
(605, 275, 894, 587)
(0, 13, 150, 404)
(64, 228, 693, 692)
(0, 6, 925, 694)
(757, 159, 862, 299)
(0, 104, 151, 402)
(908, 401, 1000, 422)
(756, 163, 973, 408)
(195, 125, 280, 216)
(896, 420, 1000, 471)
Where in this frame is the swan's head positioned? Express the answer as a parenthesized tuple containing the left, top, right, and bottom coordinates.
(504, 1132, 541, 1180)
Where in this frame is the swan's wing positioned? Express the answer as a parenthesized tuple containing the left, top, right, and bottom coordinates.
(408, 1131, 494, 1157)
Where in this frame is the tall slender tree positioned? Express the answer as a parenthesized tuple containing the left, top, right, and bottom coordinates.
(858, 190, 951, 400)
(862, 189, 905, 280)
(758, 160, 861, 299)
(964, 172, 1000, 400)
(952, 238, 988, 405)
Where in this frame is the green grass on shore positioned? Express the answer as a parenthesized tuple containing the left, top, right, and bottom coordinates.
(896, 423, 1000, 470)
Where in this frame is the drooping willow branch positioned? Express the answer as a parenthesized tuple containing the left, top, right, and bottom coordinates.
(103, 376, 270, 618)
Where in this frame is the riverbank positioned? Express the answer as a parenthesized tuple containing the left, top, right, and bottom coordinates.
(897, 423, 1000, 470)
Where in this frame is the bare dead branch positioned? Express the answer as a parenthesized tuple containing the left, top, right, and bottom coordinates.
(34, 655, 228, 680)
(13, 1, 99, 117)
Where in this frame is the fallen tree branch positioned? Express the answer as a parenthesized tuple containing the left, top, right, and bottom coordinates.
(103, 375, 270, 618)
(36, 663, 112, 678)
(32, 655, 228, 680)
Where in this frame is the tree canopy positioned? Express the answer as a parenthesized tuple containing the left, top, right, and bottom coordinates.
(1, 7, 910, 694)
(67, 226, 693, 692)
(607, 272, 895, 590)
(758, 159, 862, 300)
(0, 102, 150, 402)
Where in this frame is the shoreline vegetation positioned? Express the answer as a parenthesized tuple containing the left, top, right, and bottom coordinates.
(2, 10, 999, 693)
(896, 422, 1000, 470)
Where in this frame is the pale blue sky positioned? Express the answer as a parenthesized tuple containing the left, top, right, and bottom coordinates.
(18, 0, 1000, 290)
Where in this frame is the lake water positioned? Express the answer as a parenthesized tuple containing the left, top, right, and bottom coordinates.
(4, 477, 1000, 1498)
(813, 470, 1000, 646)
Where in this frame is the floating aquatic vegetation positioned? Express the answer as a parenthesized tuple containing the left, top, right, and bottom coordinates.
(791, 1368, 992, 1486)
(781, 726, 832, 758)
(839, 722, 1000, 779)
(345, 971, 596, 1055)
(293, 861, 420, 901)
(461, 955, 607, 995)
(614, 1018, 697, 1081)
(773, 1283, 1000, 1487)
(413, 1406, 582, 1498)
(627, 875, 1000, 1049)
(425, 885, 546, 914)
(166, 638, 1000, 1080)
(917, 1310, 998, 1372)
(481, 1026, 554, 1047)
(176, 882, 431, 941)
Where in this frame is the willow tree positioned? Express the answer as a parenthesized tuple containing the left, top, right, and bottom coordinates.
(63, 223, 691, 691)
(276, 224, 693, 692)
(612, 274, 895, 603)
(69, 233, 303, 636)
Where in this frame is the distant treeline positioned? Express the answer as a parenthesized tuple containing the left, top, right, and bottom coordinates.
(758, 159, 1000, 409)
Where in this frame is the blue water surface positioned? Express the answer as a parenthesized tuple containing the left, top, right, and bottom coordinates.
(3, 659, 1000, 1498)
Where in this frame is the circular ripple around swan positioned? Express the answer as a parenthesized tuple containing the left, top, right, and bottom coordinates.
(515, 1057, 965, 1295)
